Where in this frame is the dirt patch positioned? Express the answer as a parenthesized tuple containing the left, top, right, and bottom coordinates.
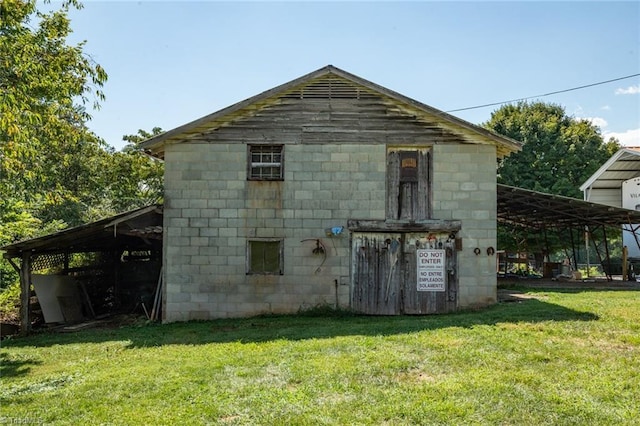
(498, 290, 541, 303)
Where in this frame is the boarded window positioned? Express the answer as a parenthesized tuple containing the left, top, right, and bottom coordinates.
(386, 149, 431, 220)
(247, 240, 283, 274)
(249, 145, 284, 180)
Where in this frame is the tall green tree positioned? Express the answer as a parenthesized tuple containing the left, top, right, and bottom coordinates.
(484, 101, 620, 253)
(485, 102, 619, 198)
(1, 0, 110, 227)
(1, 0, 110, 289)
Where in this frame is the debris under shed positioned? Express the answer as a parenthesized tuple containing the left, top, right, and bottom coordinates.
(1, 205, 163, 335)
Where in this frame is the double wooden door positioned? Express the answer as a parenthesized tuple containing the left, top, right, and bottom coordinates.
(351, 232, 458, 315)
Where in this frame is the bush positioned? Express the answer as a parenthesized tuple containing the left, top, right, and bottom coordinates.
(0, 281, 21, 323)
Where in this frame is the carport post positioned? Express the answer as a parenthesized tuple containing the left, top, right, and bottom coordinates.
(602, 226, 613, 281)
(569, 226, 579, 271)
(19, 251, 32, 336)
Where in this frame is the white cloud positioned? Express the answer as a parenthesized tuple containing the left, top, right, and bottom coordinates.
(601, 105, 611, 111)
(584, 117, 608, 128)
(615, 85, 640, 95)
(604, 128, 640, 146)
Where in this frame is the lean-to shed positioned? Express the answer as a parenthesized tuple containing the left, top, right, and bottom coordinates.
(141, 65, 521, 321)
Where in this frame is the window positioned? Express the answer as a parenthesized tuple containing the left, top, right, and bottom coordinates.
(247, 239, 283, 274)
(249, 145, 283, 180)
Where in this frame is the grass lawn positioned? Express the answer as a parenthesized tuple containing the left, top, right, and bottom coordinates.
(1, 288, 639, 425)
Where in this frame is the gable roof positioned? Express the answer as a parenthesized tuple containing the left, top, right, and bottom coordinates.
(140, 65, 522, 159)
(579, 148, 640, 193)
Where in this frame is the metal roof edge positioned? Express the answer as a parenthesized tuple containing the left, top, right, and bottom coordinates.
(579, 148, 640, 192)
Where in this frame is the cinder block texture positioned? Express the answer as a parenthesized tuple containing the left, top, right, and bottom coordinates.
(432, 144, 498, 308)
(162, 135, 499, 320)
(163, 142, 386, 321)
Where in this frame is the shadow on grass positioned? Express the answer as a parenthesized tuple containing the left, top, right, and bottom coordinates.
(0, 296, 600, 349)
(0, 352, 42, 378)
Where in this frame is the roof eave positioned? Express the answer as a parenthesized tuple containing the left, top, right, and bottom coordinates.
(140, 65, 522, 158)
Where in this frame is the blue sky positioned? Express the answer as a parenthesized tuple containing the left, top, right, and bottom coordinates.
(65, 1, 640, 150)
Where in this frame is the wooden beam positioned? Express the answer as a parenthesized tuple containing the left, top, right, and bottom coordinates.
(6, 257, 20, 274)
(19, 252, 32, 336)
(348, 219, 461, 233)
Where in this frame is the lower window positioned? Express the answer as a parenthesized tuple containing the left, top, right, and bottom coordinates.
(247, 239, 283, 275)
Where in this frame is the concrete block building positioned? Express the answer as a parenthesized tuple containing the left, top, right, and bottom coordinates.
(141, 65, 521, 322)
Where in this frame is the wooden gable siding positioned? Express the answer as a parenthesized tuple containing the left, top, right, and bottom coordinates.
(187, 77, 466, 146)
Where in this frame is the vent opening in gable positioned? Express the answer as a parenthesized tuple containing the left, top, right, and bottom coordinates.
(283, 77, 378, 100)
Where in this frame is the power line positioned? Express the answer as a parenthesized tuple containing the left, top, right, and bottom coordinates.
(446, 73, 640, 113)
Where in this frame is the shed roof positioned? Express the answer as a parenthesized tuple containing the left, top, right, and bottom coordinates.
(1, 205, 163, 258)
(579, 148, 640, 193)
(140, 65, 522, 159)
(497, 184, 640, 230)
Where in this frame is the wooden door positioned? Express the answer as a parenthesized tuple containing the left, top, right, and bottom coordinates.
(400, 233, 458, 314)
(351, 233, 402, 315)
(351, 231, 458, 315)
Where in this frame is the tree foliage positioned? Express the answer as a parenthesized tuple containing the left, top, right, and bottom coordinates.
(484, 102, 621, 253)
(108, 128, 164, 212)
(1, 0, 108, 185)
(485, 102, 620, 199)
(1, 0, 111, 228)
(0, 1, 163, 290)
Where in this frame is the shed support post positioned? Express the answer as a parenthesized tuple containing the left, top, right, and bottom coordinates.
(19, 252, 32, 336)
(602, 226, 613, 281)
(569, 226, 579, 271)
(622, 246, 628, 281)
(589, 227, 604, 278)
(542, 226, 551, 262)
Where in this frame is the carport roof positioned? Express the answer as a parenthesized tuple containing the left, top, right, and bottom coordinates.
(497, 184, 640, 230)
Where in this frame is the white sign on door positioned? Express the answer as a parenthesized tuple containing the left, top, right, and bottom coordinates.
(416, 249, 446, 292)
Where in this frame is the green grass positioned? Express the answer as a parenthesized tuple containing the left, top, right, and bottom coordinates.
(1, 289, 639, 425)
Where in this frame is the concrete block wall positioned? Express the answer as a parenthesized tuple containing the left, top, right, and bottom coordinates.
(431, 144, 498, 307)
(162, 141, 499, 321)
(162, 142, 387, 322)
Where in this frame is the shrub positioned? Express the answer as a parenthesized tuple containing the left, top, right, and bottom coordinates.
(0, 281, 21, 323)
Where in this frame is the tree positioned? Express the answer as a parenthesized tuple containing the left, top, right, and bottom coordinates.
(484, 102, 620, 254)
(107, 128, 164, 212)
(1, 0, 109, 289)
(0, 0, 109, 224)
(1, 0, 108, 173)
(485, 102, 619, 199)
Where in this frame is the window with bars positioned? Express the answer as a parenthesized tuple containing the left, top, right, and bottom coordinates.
(249, 145, 284, 180)
(247, 239, 283, 275)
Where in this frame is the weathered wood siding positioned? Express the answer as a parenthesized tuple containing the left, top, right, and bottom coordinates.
(189, 77, 463, 146)
(386, 149, 431, 220)
(351, 231, 458, 315)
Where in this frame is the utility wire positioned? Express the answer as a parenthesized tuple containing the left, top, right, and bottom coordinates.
(446, 73, 640, 113)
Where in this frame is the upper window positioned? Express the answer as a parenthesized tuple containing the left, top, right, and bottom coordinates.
(249, 145, 284, 180)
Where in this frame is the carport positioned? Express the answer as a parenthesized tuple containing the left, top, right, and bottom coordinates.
(1, 205, 163, 335)
(497, 184, 640, 279)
